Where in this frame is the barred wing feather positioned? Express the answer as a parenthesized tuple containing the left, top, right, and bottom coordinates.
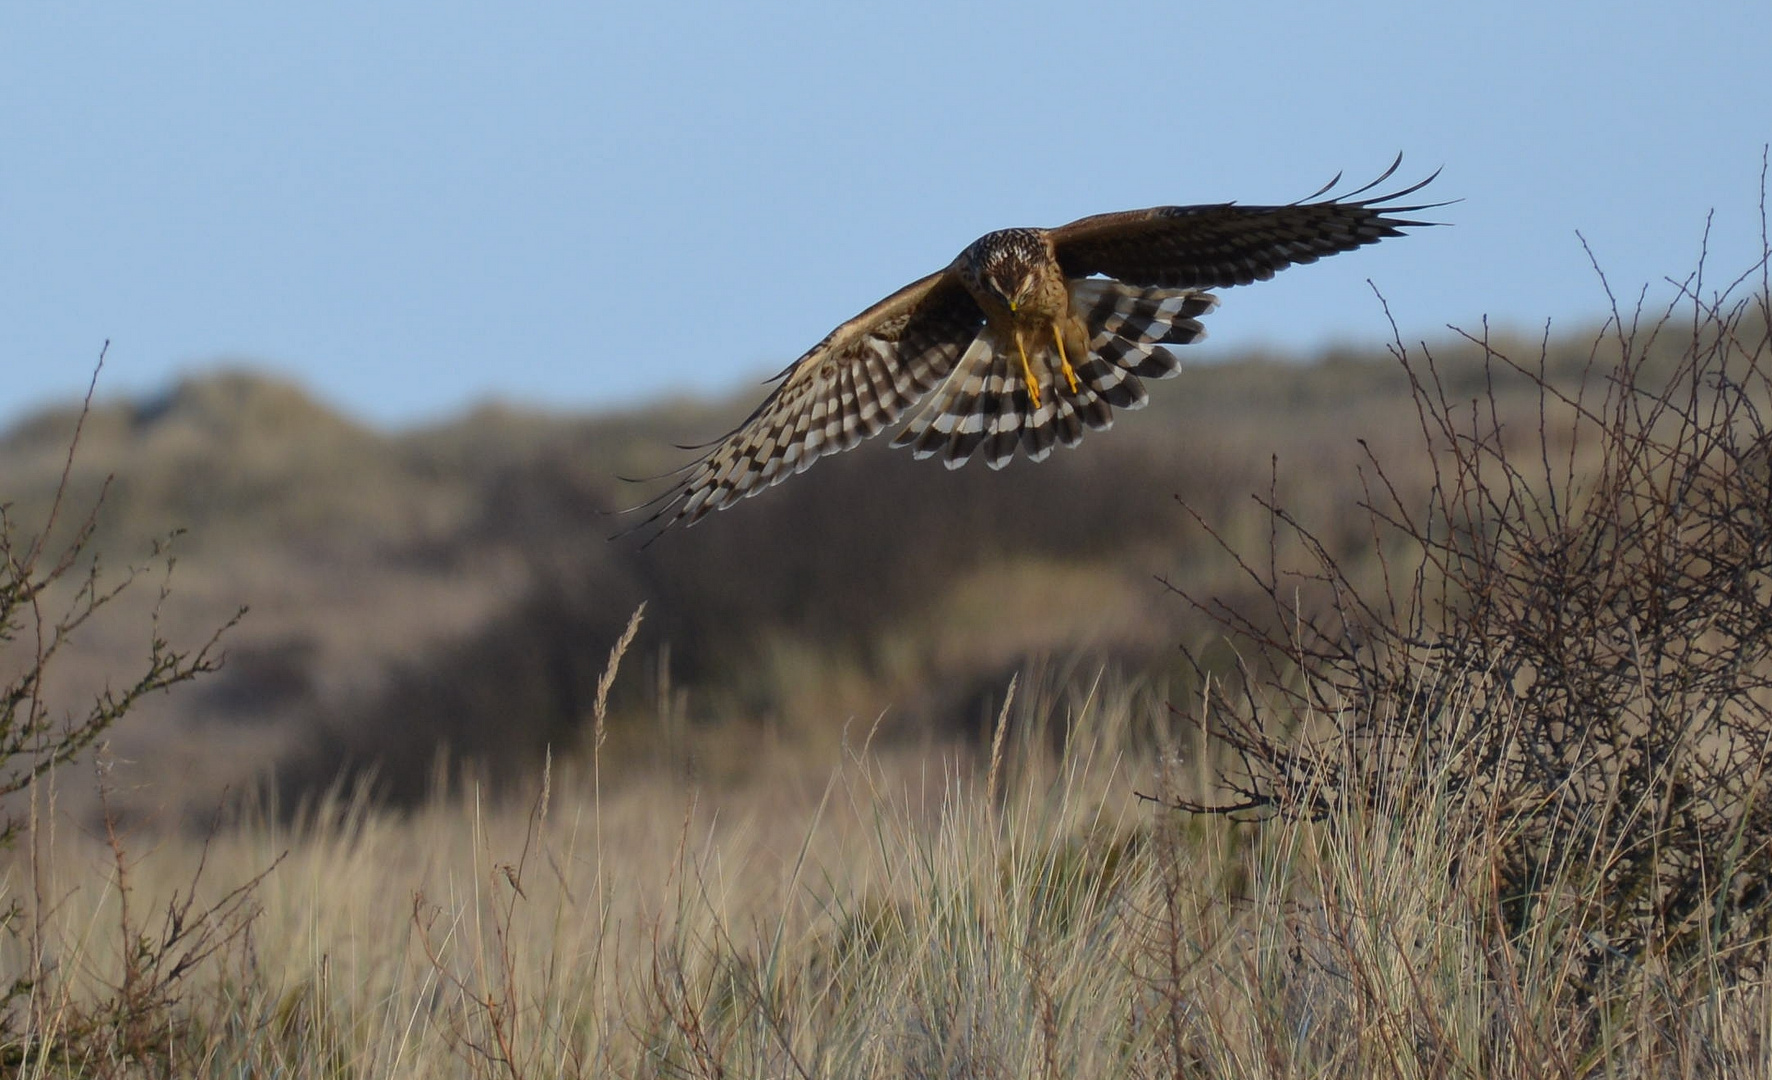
(1052, 160, 1442, 290)
(632, 271, 981, 535)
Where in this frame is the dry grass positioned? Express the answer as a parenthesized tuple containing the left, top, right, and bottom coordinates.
(8, 660, 1772, 1078)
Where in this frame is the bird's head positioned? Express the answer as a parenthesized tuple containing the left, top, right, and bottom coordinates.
(959, 228, 1047, 313)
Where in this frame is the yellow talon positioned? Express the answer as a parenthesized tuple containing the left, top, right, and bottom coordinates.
(1053, 324, 1079, 394)
(1014, 330, 1042, 409)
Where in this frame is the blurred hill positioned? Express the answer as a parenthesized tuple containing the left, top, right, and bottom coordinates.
(0, 330, 1616, 816)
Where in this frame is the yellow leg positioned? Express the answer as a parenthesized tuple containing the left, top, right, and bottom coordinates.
(1014, 329, 1042, 409)
(1052, 324, 1079, 394)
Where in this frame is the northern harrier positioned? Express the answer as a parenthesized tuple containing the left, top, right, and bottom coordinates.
(630, 159, 1440, 539)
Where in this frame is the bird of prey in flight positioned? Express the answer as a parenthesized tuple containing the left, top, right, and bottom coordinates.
(628, 158, 1441, 540)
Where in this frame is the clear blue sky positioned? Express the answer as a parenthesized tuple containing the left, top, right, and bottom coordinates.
(5, 1, 1770, 429)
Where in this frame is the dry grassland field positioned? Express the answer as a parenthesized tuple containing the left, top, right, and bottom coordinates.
(4, 207, 1772, 1076)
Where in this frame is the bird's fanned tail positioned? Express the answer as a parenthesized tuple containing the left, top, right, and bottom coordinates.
(891, 281, 1218, 469)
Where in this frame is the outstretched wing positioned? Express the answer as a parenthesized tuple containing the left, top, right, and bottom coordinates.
(1052, 158, 1444, 290)
(628, 270, 983, 538)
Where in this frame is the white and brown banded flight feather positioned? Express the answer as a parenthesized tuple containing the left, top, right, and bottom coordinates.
(624, 159, 1444, 541)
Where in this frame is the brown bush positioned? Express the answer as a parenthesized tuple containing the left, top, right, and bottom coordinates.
(1165, 199, 1772, 989)
(1, 355, 250, 1066)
